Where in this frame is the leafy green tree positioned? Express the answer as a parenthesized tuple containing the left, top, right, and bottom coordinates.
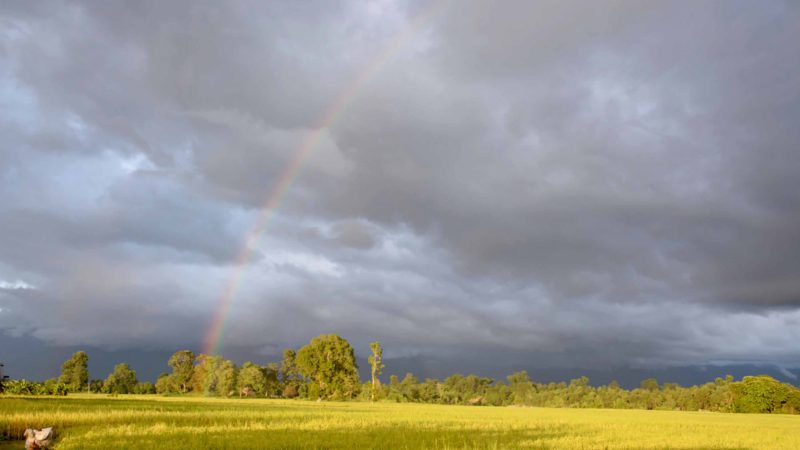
(442, 374, 464, 404)
(295, 334, 360, 400)
(400, 373, 420, 401)
(105, 363, 138, 394)
(238, 362, 267, 396)
(217, 359, 237, 396)
(731, 375, 800, 413)
(155, 373, 174, 394)
(507, 371, 534, 405)
(418, 378, 440, 403)
(280, 349, 301, 398)
(191, 354, 237, 396)
(167, 350, 195, 393)
(387, 374, 402, 401)
(59, 351, 89, 392)
(264, 363, 281, 397)
(368, 342, 385, 401)
(89, 379, 104, 393)
(484, 382, 511, 406)
(640, 378, 660, 392)
(570, 376, 590, 388)
(191, 354, 211, 393)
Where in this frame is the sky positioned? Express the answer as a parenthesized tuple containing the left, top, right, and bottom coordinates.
(1, 0, 800, 383)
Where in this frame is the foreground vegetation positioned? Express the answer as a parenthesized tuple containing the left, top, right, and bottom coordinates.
(1, 394, 799, 449)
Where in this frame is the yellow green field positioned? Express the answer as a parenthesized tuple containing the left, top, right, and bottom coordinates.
(1, 394, 798, 449)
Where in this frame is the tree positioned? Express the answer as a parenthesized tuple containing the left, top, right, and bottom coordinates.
(731, 375, 800, 414)
(442, 374, 464, 404)
(507, 371, 534, 405)
(280, 349, 297, 383)
(264, 363, 281, 397)
(191, 354, 237, 396)
(368, 342, 385, 401)
(155, 373, 174, 394)
(388, 374, 401, 401)
(191, 354, 211, 393)
(295, 334, 360, 400)
(280, 349, 300, 398)
(217, 359, 237, 397)
(400, 373, 419, 401)
(59, 351, 89, 392)
(238, 362, 267, 396)
(167, 350, 195, 393)
(419, 378, 440, 403)
(640, 378, 660, 392)
(89, 379, 104, 393)
(105, 363, 137, 394)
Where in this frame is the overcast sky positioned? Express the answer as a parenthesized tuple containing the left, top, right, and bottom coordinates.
(2, 0, 800, 381)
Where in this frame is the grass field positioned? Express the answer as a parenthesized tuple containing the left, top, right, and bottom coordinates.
(1, 395, 799, 449)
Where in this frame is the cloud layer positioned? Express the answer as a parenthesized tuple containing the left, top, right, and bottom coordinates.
(2, 0, 799, 373)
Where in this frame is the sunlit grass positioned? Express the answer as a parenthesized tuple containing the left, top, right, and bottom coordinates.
(1, 394, 798, 449)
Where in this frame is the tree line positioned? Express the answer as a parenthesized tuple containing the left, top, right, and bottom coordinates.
(2, 350, 149, 396)
(3, 334, 800, 414)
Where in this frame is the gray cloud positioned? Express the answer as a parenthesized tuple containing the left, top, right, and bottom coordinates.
(1, 0, 799, 377)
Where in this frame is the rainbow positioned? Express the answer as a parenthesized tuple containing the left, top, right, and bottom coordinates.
(202, 1, 448, 356)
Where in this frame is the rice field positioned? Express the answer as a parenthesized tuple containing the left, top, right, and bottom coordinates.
(1, 394, 798, 449)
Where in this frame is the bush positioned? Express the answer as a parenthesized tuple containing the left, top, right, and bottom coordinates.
(134, 382, 156, 394)
(282, 384, 298, 399)
(2, 379, 68, 396)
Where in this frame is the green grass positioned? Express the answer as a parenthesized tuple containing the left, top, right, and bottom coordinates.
(1, 394, 799, 449)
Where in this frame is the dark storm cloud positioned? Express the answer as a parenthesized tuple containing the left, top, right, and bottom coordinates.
(2, 0, 800, 379)
(326, 0, 800, 310)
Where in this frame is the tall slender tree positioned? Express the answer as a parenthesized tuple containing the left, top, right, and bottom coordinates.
(368, 342, 385, 401)
(280, 349, 300, 397)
